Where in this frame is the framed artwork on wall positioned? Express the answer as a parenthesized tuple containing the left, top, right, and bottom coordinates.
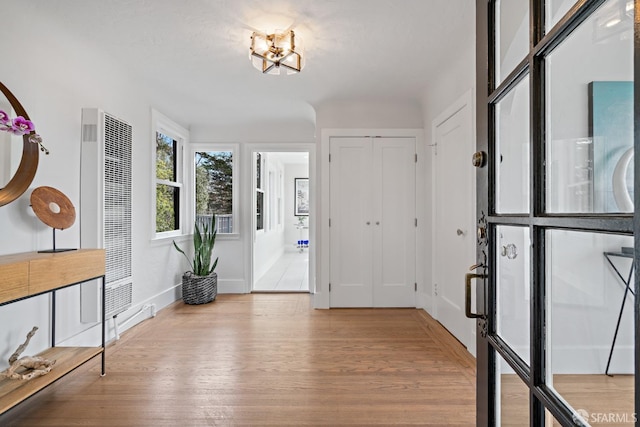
(294, 178, 309, 216)
(589, 81, 633, 213)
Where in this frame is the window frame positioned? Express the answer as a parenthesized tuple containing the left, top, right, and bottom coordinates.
(151, 109, 188, 240)
(190, 143, 239, 238)
(256, 152, 265, 233)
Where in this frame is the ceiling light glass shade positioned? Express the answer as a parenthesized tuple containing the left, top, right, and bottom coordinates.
(250, 30, 305, 75)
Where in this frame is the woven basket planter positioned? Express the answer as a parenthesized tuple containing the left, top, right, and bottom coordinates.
(181, 272, 217, 305)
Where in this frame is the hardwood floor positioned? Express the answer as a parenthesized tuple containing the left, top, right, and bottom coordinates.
(0, 294, 476, 426)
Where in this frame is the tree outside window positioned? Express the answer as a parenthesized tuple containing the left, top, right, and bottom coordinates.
(195, 151, 233, 233)
(156, 132, 180, 233)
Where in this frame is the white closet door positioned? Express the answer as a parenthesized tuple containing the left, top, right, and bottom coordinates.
(330, 136, 416, 308)
(329, 137, 373, 307)
(372, 138, 416, 307)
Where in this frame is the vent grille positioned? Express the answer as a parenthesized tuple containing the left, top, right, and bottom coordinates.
(104, 114, 132, 285)
(80, 109, 133, 322)
(105, 281, 133, 317)
(82, 123, 98, 143)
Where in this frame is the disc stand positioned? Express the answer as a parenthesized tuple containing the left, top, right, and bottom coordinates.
(38, 228, 77, 253)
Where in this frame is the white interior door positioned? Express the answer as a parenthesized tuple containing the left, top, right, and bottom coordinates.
(330, 136, 416, 308)
(329, 137, 373, 307)
(433, 100, 475, 351)
(373, 138, 416, 307)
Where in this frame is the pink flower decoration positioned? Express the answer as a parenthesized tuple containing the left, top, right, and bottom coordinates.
(10, 116, 35, 135)
(0, 110, 9, 125)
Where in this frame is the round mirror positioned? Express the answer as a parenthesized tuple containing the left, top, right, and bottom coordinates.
(0, 81, 39, 207)
(0, 94, 25, 188)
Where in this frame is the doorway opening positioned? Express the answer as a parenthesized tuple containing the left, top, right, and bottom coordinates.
(252, 151, 310, 292)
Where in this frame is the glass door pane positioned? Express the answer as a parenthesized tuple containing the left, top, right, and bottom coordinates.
(497, 226, 531, 365)
(495, 0, 529, 85)
(546, 0, 633, 214)
(496, 75, 530, 213)
(546, 0, 577, 31)
(547, 229, 635, 422)
(497, 351, 530, 425)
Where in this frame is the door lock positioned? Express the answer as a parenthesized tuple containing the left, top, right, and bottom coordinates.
(472, 151, 487, 168)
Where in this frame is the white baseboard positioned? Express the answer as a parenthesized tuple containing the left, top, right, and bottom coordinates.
(59, 284, 182, 346)
(218, 279, 247, 294)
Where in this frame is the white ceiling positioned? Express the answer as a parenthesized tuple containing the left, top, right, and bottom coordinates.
(29, 0, 474, 133)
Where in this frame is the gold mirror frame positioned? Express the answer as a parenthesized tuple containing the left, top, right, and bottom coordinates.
(0, 81, 39, 207)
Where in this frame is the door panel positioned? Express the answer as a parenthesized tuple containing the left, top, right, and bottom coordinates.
(496, 226, 530, 365)
(495, 75, 530, 214)
(329, 137, 373, 307)
(546, 230, 634, 417)
(434, 102, 475, 350)
(497, 351, 531, 426)
(495, 0, 529, 86)
(373, 138, 416, 307)
(545, 1, 634, 214)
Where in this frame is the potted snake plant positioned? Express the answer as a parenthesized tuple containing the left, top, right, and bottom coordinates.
(173, 216, 219, 304)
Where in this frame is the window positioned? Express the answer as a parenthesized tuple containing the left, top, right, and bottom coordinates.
(152, 109, 187, 238)
(256, 152, 264, 231)
(195, 150, 235, 234)
(268, 170, 275, 230)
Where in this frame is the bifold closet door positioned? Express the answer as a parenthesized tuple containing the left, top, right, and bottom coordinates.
(329, 136, 416, 308)
(372, 138, 416, 307)
(329, 137, 374, 307)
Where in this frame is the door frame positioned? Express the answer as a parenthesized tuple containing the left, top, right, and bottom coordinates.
(244, 143, 316, 295)
(316, 128, 426, 309)
(430, 89, 477, 352)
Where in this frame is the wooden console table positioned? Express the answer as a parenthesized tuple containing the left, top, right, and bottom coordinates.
(0, 249, 106, 414)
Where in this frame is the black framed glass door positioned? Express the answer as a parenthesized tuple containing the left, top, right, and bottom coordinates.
(475, 0, 637, 425)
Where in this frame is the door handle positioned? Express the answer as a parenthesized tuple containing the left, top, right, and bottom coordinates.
(465, 273, 487, 319)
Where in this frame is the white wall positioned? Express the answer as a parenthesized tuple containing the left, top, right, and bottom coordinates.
(0, 3, 190, 368)
(315, 100, 423, 130)
(422, 7, 476, 314)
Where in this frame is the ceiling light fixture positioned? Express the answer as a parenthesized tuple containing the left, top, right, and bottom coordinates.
(250, 30, 304, 75)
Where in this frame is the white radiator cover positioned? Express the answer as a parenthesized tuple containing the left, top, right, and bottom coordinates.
(80, 108, 133, 322)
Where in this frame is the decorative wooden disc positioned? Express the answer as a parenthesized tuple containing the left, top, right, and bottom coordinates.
(30, 186, 76, 230)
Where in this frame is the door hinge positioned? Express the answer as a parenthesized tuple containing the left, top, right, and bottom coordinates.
(329, 283, 331, 292)
(414, 283, 417, 291)
(329, 153, 332, 162)
(329, 218, 332, 227)
(415, 153, 418, 163)
(434, 283, 438, 296)
(415, 218, 418, 227)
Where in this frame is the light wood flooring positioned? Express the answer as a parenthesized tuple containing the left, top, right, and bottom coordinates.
(0, 294, 477, 426)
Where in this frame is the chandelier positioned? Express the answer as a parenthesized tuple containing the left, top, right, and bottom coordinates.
(250, 30, 304, 75)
